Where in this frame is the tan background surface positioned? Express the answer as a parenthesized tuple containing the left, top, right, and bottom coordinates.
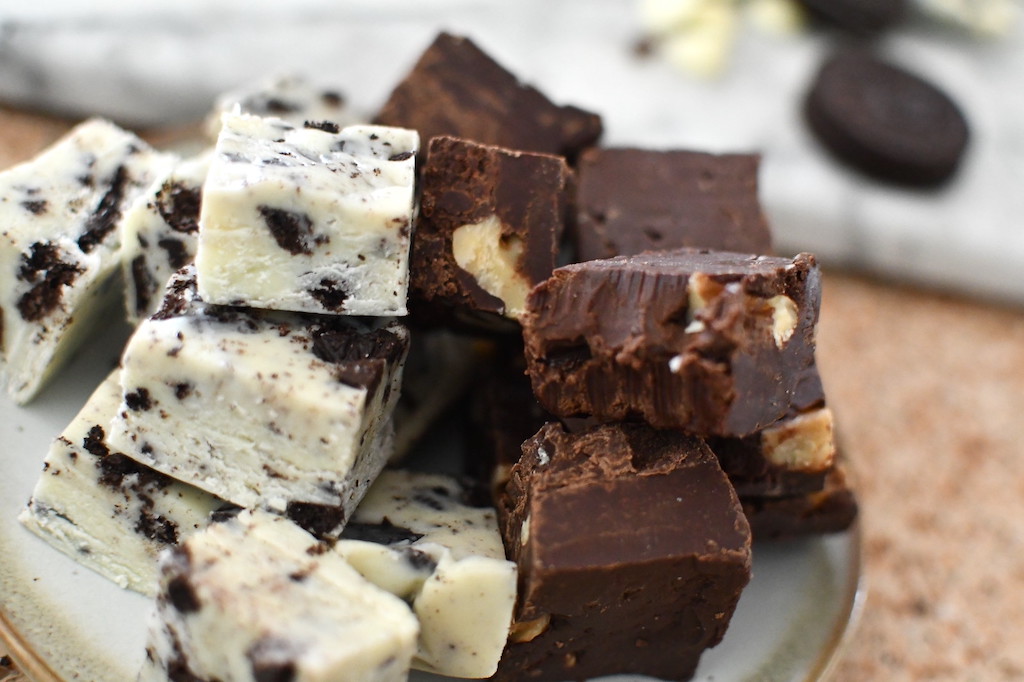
(2, 109, 1023, 681)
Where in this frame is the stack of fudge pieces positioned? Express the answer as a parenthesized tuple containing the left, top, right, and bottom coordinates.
(2, 30, 856, 682)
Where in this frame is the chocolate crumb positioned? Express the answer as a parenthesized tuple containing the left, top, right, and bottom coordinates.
(340, 519, 424, 545)
(167, 575, 201, 614)
(309, 278, 349, 311)
(125, 387, 153, 411)
(321, 91, 345, 107)
(130, 254, 155, 316)
(258, 206, 316, 255)
(78, 165, 129, 253)
(136, 511, 180, 545)
(22, 199, 48, 215)
(401, 547, 438, 572)
(388, 151, 414, 162)
(82, 425, 110, 457)
(158, 237, 192, 270)
(285, 501, 345, 539)
(156, 181, 202, 234)
(15, 242, 84, 322)
(303, 120, 340, 134)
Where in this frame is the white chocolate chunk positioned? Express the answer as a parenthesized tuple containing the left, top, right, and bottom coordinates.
(336, 471, 517, 678)
(760, 406, 836, 471)
(107, 267, 407, 535)
(205, 73, 357, 140)
(140, 510, 418, 682)
(121, 152, 211, 324)
(18, 371, 223, 595)
(660, 3, 739, 79)
(452, 215, 532, 319)
(195, 113, 418, 316)
(0, 118, 176, 403)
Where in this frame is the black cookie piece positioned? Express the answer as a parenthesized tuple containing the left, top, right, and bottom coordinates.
(804, 51, 969, 188)
(797, 0, 907, 35)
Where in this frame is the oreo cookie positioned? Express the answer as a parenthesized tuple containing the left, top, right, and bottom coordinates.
(797, 0, 908, 35)
(804, 51, 970, 188)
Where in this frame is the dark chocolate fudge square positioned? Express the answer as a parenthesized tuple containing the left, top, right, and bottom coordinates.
(742, 461, 859, 540)
(495, 422, 751, 681)
(522, 249, 821, 436)
(375, 33, 602, 161)
(574, 148, 773, 262)
(411, 135, 573, 322)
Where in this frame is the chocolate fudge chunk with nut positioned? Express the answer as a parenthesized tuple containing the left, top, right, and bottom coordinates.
(495, 422, 751, 681)
(411, 136, 573, 323)
(522, 249, 821, 436)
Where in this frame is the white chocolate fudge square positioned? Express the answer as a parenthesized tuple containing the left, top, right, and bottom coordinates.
(337, 470, 517, 678)
(0, 118, 176, 403)
(121, 151, 211, 324)
(205, 73, 357, 139)
(18, 371, 224, 595)
(140, 510, 418, 682)
(107, 267, 408, 538)
(195, 113, 418, 316)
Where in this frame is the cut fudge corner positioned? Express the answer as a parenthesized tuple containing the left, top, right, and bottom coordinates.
(373, 31, 602, 163)
(493, 421, 752, 682)
(409, 135, 573, 327)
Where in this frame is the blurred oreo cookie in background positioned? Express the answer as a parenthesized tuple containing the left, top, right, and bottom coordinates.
(796, 0, 909, 36)
(803, 50, 970, 188)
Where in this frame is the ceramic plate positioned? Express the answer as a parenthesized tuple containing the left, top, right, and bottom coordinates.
(0, 317, 862, 682)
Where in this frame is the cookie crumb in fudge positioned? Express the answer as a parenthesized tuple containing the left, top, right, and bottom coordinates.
(0, 118, 175, 403)
(108, 266, 407, 538)
(139, 510, 418, 682)
(195, 114, 418, 316)
(18, 372, 223, 595)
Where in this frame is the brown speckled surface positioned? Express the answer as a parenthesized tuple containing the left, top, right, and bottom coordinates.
(2, 107, 1023, 680)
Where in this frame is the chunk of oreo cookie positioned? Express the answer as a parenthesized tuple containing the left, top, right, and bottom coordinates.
(804, 51, 969, 188)
(797, 0, 908, 35)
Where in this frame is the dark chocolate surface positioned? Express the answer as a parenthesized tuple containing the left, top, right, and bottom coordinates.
(573, 148, 772, 262)
(522, 249, 821, 436)
(411, 135, 572, 320)
(375, 33, 602, 161)
(496, 422, 751, 681)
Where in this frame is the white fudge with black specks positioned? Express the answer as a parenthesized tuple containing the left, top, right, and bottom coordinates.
(121, 151, 212, 324)
(337, 470, 518, 678)
(0, 118, 176, 403)
(205, 73, 357, 139)
(195, 113, 418, 316)
(140, 509, 418, 682)
(18, 371, 224, 595)
(107, 266, 408, 538)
